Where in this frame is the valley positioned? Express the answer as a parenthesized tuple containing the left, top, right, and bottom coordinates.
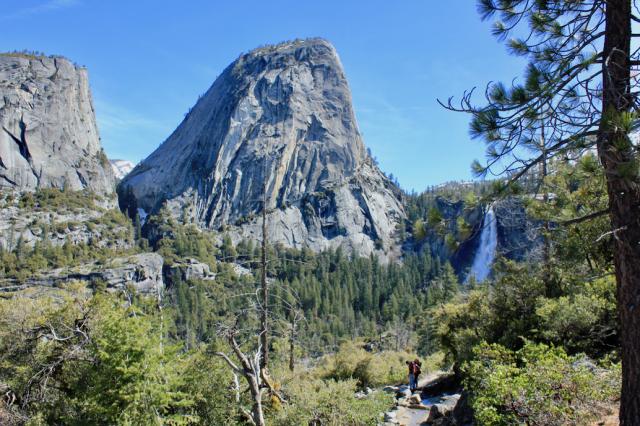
(0, 1, 636, 423)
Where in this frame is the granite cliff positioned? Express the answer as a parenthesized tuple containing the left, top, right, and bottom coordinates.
(0, 53, 115, 194)
(120, 39, 405, 258)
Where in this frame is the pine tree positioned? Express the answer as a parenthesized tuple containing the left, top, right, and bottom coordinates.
(442, 2, 639, 420)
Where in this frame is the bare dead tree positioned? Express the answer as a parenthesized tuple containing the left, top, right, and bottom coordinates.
(259, 163, 269, 372)
(288, 307, 304, 372)
(214, 322, 266, 426)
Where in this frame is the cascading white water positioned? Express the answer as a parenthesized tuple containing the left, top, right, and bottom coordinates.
(465, 205, 498, 283)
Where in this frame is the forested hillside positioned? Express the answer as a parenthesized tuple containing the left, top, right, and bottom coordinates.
(0, 151, 623, 425)
(2, 0, 639, 424)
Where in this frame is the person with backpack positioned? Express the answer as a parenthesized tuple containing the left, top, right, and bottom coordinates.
(412, 358, 422, 392)
(406, 359, 422, 392)
(406, 360, 416, 392)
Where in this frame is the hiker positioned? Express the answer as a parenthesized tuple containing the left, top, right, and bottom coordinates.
(406, 358, 422, 392)
(406, 360, 417, 392)
(412, 358, 422, 391)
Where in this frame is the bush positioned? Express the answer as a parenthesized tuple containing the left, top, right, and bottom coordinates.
(272, 377, 392, 426)
(464, 341, 620, 425)
(180, 348, 241, 425)
(318, 342, 418, 388)
(0, 287, 197, 425)
(430, 287, 492, 369)
(536, 276, 618, 357)
(18, 188, 100, 212)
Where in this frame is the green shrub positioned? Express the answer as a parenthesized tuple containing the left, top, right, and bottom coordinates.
(536, 276, 617, 356)
(318, 342, 418, 388)
(464, 341, 620, 426)
(272, 377, 392, 426)
(19, 188, 100, 212)
(0, 287, 197, 425)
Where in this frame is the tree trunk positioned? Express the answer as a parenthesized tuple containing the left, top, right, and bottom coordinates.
(289, 316, 295, 372)
(598, 1, 640, 424)
(260, 179, 269, 371)
(250, 378, 265, 426)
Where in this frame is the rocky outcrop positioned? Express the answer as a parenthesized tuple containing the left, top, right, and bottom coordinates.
(0, 190, 132, 251)
(0, 53, 115, 194)
(120, 38, 405, 259)
(166, 258, 214, 282)
(0, 252, 164, 295)
(97, 253, 164, 294)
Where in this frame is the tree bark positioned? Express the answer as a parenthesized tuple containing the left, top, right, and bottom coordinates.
(289, 315, 295, 372)
(260, 177, 269, 372)
(598, 1, 640, 424)
(249, 378, 265, 426)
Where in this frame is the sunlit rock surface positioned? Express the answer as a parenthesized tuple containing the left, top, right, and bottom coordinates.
(0, 53, 115, 194)
(120, 39, 405, 259)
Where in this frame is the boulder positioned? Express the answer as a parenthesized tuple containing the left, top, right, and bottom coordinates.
(396, 387, 412, 398)
(426, 394, 461, 424)
(168, 258, 214, 282)
(406, 393, 422, 406)
(383, 411, 396, 423)
(427, 404, 444, 422)
(383, 385, 399, 393)
(452, 391, 474, 426)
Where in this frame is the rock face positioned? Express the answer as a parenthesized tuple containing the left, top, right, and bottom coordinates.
(411, 192, 540, 279)
(0, 252, 164, 295)
(110, 159, 135, 180)
(494, 197, 541, 261)
(120, 39, 405, 258)
(0, 53, 115, 194)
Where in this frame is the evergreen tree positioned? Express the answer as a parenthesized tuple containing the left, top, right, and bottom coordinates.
(442, 2, 639, 419)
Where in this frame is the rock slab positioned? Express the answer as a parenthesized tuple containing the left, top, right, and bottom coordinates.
(0, 252, 164, 295)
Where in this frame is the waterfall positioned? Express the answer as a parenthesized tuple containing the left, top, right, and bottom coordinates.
(465, 205, 498, 283)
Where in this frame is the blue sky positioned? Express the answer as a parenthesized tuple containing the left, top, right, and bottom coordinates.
(1, 0, 527, 192)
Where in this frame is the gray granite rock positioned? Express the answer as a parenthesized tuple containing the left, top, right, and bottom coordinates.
(0, 252, 164, 295)
(0, 53, 115, 194)
(120, 39, 405, 260)
(167, 258, 214, 282)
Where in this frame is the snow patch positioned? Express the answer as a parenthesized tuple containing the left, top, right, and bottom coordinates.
(110, 159, 136, 180)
